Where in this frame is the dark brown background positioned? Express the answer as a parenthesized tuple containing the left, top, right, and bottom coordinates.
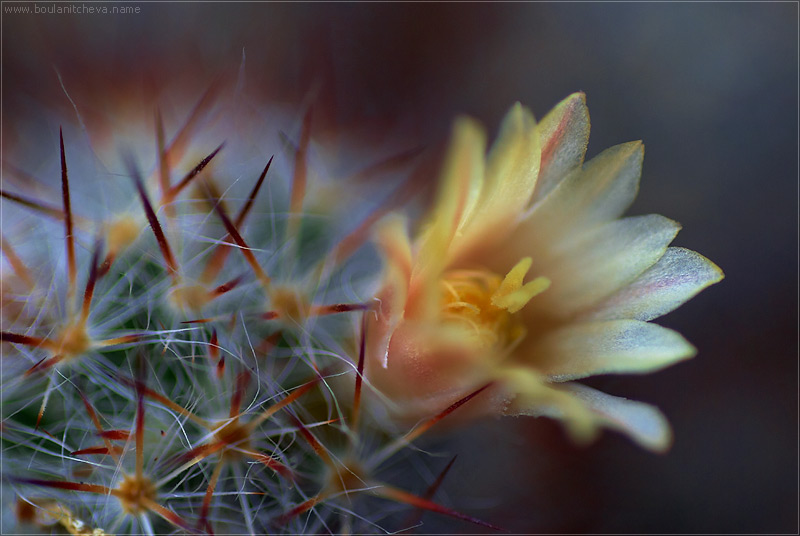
(3, 3, 797, 533)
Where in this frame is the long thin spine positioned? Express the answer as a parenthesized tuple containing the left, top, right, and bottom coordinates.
(155, 109, 170, 198)
(207, 189, 271, 292)
(79, 240, 102, 326)
(0, 234, 34, 287)
(350, 311, 368, 432)
(164, 143, 225, 204)
(200, 156, 272, 285)
(286, 109, 312, 243)
(373, 485, 502, 531)
(0, 189, 65, 219)
(60, 129, 77, 313)
(372, 383, 493, 467)
(135, 379, 145, 481)
(125, 155, 179, 283)
(199, 458, 225, 533)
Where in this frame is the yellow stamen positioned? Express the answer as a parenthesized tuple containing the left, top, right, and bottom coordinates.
(437, 258, 549, 350)
(491, 257, 551, 313)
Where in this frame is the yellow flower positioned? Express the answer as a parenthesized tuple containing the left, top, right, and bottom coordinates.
(364, 93, 723, 452)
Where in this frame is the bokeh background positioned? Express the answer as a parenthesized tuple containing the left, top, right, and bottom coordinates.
(3, 3, 797, 533)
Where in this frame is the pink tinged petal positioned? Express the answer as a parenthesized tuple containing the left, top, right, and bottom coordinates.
(452, 104, 541, 261)
(410, 117, 485, 317)
(532, 92, 591, 204)
(525, 141, 644, 245)
(557, 383, 673, 452)
(533, 319, 696, 381)
(536, 214, 681, 316)
(372, 215, 413, 366)
(376, 215, 413, 286)
(583, 247, 725, 322)
(421, 117, 486, 256)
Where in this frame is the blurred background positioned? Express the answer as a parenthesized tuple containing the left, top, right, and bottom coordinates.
(3, 3, 797, 533)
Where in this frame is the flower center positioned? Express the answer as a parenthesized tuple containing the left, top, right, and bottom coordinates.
(439, 257, 550, 351)
(441, 271, 517, 348)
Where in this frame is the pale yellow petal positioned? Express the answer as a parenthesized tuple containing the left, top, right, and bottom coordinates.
(524, 141, 644, 246)
(534, 214, 681, 317)
(421, 117, 486, 258)
(583, 247, 725, 322)
(557, 383, 673, 452)
(532, 92, 590, 204)
(410, 117, 485, 317)
(531, 319, 696, 381)
(499, 367, 598, 444)
(450, 104, 541, 261)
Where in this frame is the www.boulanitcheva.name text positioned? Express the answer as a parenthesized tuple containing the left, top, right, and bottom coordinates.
(23, 3, 141, 15)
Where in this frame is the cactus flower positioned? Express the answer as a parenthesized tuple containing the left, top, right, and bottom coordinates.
(365, 93, 723, 451)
